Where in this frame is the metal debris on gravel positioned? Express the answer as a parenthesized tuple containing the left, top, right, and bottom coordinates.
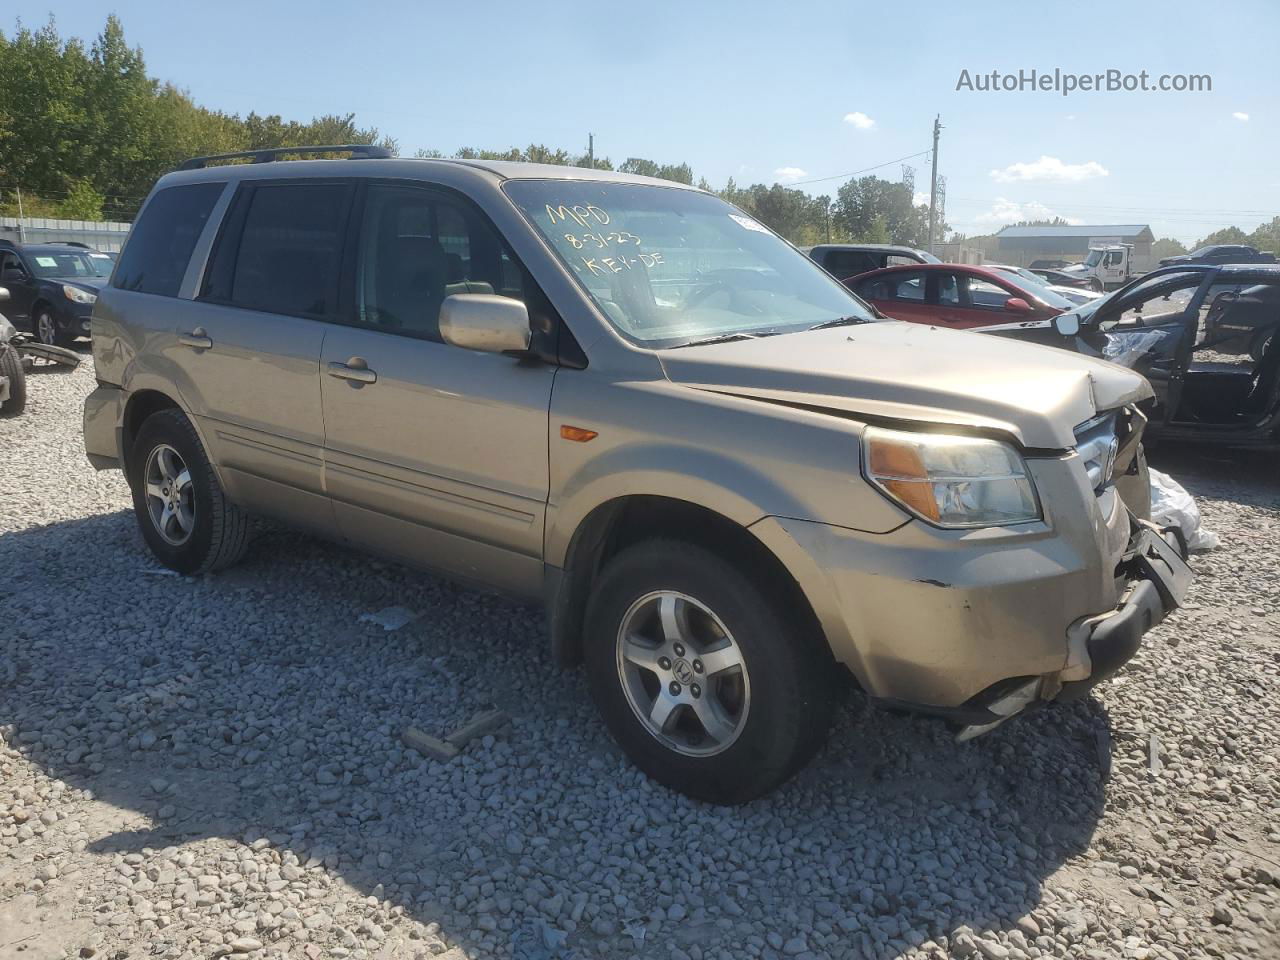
(2, 361, 1278, 960)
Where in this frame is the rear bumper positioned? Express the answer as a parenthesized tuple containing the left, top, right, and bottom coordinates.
(83, 383, 124, 470)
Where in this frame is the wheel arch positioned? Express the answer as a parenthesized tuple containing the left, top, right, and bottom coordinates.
(548, 494, 831, 671)
(120, 389, 185, 483)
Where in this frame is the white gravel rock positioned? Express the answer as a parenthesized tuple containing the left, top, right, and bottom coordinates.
(2, 361, 1279, 960)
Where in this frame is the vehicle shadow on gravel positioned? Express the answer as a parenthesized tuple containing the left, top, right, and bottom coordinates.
(3, 509, 1115, 960)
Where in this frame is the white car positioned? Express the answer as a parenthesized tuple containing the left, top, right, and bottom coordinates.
(987, 263, 1103, 307)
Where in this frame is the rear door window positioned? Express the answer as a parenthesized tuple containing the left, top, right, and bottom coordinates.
(113, 182, 226, 297)
(216, 182, 353, 318)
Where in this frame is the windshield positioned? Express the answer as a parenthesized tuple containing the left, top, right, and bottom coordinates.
(504, 180, 875, 346)
(27, 250, 112, 279)
(1083, 249, 1104, 267)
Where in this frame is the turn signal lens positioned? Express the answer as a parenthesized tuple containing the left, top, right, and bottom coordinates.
(862, 426, 1040, 528)
(560, 425, 598, 443)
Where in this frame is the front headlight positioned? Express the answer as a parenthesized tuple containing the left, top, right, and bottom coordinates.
(63, 285, 97, 304)
(862, 426, 1041, 528)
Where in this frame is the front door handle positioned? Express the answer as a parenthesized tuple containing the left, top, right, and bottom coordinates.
(327, 358, 377, 384)
(178, 327, 212, 349)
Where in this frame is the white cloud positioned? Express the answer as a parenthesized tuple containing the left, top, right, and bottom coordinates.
(774, 167, 807, 182)
(843, 111, 875, 130)
(913, 191, 930, 207)
(989, 155, 1109, 183)
(975, 198, 1083, 226)
(1233, 111, 1250, 121)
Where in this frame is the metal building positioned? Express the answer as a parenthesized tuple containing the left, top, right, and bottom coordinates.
(994, 224, 1153, 267)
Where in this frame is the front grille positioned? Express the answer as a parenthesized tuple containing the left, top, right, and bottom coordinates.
(1074, 412, 1121, 493)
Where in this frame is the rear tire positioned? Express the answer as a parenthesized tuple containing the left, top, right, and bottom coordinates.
(583, 539, 834, 803)
(129, 408, 250, 574)
(0, 344, 26, 417)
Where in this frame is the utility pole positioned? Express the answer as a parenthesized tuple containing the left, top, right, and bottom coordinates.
(587, 133, 595, 170)
(15, 187, 26, 242)
(927, 115, 942, 255)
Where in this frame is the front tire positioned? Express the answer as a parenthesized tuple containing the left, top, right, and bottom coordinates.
(129, 409, 250, 574)
(33, 307, 72, 347)
(584, 539, 834, 803)
(1089, 278, 1105, 293)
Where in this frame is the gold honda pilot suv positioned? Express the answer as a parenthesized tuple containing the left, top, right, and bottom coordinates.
(83, 146, 1192, 802)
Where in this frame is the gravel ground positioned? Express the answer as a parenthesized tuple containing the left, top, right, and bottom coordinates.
(2, 359, 1278, 960)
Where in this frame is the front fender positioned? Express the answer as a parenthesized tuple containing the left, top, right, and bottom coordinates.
(545, 376, 910, 567)
(546, 443, 793, 567)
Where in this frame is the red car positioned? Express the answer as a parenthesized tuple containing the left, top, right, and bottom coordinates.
(845, 263, 1072, 329)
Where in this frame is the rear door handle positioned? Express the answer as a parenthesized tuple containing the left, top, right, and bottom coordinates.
(327, 358, 377, 384)
(178, 327, 212, 349)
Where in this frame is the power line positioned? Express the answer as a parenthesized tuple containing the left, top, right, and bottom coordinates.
(784, 149, 934, 187)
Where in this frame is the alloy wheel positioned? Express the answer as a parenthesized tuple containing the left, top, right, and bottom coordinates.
(36, 311, 56, 345)
(615, 590, 750, 757)
(143, 444, 195, 545)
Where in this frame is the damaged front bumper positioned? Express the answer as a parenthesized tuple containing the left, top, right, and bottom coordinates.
(954, 518, 1192, 740)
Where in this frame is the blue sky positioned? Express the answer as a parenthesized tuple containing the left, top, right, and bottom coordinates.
(27, 0, 1280, 243)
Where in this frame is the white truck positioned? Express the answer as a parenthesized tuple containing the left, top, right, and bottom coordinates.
(1059, 241, 1151, 292)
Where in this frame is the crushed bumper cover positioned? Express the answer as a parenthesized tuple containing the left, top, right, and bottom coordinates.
(954, 519, 1192, 737)
(1056, 520, 1192, 702)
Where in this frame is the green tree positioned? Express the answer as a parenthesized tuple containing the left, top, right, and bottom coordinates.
(55, 178, 104, 219)
(1152, 238, 1188, 260)
(1249, 217, 1280, 254)
(833, 176, 940, 247)
(1197, 225, 1249, 247)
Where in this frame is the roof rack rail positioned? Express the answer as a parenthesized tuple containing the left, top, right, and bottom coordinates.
(178, 144, 393, 171)
(48, 241, 92, 248)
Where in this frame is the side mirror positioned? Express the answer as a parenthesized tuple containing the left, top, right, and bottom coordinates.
(439, 294, 531, 355)
(0, 286, 8, 302)
(1054, 313, 1081, 336)
(1004, 297, 1033, 315)
(1, 268, 23, 283)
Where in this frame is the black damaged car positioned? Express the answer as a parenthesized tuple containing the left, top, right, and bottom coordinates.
(0, 240, 112, 346)
(980, 264, 1280, 449)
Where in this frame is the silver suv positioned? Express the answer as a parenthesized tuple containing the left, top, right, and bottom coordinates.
(83, 146, 1191, 802)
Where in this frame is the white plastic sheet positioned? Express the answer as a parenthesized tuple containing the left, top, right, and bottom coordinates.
(1149, 469, 1220, 551)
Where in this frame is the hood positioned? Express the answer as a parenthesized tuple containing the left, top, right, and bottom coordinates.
(658, 322, 1152, 449)
(1059, 263, 1088, 276)
(58, 277, 108, 292)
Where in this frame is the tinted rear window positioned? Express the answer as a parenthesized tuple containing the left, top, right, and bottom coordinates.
(113, 182, 225, 297)
(224, 182, 351, 317)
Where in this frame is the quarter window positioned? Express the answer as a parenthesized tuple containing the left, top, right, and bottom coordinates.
(113, 182, 225, 297)
(826, 250, 880, 278)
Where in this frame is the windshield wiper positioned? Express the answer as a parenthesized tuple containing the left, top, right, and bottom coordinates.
(671, 332, 759, 349)
(807, 315, 876, 331)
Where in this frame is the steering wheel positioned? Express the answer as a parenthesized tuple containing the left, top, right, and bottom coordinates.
(683, 280, 736, 311)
